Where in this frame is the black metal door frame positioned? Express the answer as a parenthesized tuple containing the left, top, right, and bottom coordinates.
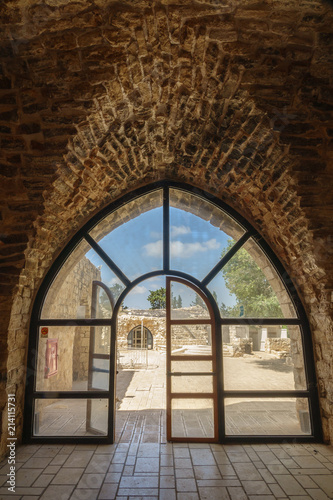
(23, 181, 323, 444)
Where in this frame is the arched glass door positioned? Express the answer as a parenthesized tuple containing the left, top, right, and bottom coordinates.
(166, 278, 218, 442)
(24, 182, 322, 444)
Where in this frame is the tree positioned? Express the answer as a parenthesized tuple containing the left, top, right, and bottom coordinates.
(220, 239, 282, 317)
(147, 287, 166, 309)
(172, 295, 178, 309)
(100, 283, 124, 310)
(177, 295, 182, 308)
(191, 293, 205, 308)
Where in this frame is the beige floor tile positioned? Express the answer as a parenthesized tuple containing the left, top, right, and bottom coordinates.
(256, 451, 281, 465)
(108, 463, 124, 473)
(98, 482, 118, 499)
(218, 463, 237, 476)
(193, 465, 221, 480)
(71, 489, 99, 500)
(197, 479, 240, 487)
(233, 462, 262, 481)
(15, 468, 43, 487)
(294, 456, 327, 469)
(32, 473, 54, 487)
(242, 480, 272, 495)
(160, 466, 174, 475)
(310, 474, 333, 497)
(190, 449, 215, 466)
(135, 457, 159, 473)
(227, 486, 248, 500)
(77, 473, 105, 489)
(160, 475, 175, 488)
(117, 487, 159, 496)
(259, 468, 276, 483)
(50, 454, 68, 466)
(198, 486, 229, 499)
(39, 484, 74, 500)
(111, 453, 127, 464)
(174, 448, 191, 458)
(85, 455, 112, 473)
(306, 488, 331, 500)
(120, 475, 159, 488)
(275, 474, 307, 496)
(176, 478, 197, 492)
(63, 450, 94, 468)
(176, 468, 195, 479)
(104, 472, 121, 483)
(227, 452, 251, 463)
(267, 463, 289, 475)
(175, 458, 192, 468)
(160, 488, 176, 500)
(248, 496, 275, 500)
(51, 467, 84, 485)
(177, 493, 199, 500)
(160, 454, 174, 467)
(296, 475, 320, 488)
(268, 482, 288, 497)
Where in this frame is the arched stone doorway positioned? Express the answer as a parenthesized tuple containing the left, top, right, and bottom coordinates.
(127, 326, 153, 350)
(23, 182, 322, 444)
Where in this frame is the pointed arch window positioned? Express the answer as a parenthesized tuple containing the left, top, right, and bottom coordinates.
(24, 182, 322, 444)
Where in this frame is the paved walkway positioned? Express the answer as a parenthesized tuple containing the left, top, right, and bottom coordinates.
(0, 440, 332, 499)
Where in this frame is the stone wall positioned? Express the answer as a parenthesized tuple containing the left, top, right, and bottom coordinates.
(34, 257, 100, 419)
(0, 0, 333, 456)
(265, 338, 291, 355)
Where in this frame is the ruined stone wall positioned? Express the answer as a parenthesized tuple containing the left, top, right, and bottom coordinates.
(0, 0, 332, 456)
(33, 257, 101, 419)
(117, 311, 166, 350)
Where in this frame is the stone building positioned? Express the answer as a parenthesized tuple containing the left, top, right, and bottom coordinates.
(0, 0, 333, 460)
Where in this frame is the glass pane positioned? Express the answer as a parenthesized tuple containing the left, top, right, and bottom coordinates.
(91, 359, 109, 391)
(222, 325, 306, 391)
(225, 398, 311, 436)
(171, 375, 213, 393)
(171, 398, 215, 438)
(33, 398, 108, 436)
(171, 360, 213, 373)
(170, 282, 210, 320)
(171, 325, 212, 355)
(36, 326, 110, 391)
(170, 188, 245, 280)
(41, 240, 124, 319)
(89, 190, 163, 281)
(208, 237, 297, 318)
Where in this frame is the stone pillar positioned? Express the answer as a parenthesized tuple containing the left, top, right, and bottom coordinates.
(260, 328, 267, 351)
(281, 328, 288, 339)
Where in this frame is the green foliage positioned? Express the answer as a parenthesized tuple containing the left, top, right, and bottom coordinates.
(177, 295, 182, 308)
(220, 239, 283, 317)
(191, 293, 205, 308)
(100, 283, 124, 310)
(172, 295, 178, 308)
(147, 287, 166, 309)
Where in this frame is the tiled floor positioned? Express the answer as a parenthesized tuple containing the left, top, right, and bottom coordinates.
(0, 440, 332, 499)
(3, 356, 332, 499)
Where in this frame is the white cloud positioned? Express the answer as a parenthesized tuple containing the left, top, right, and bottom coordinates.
(171, 238, 220, 258)
(171, 225, 191, 237)
(130, 285, 147, 295)
(143, 239, 163, 257)
(143, 236, 220, 259)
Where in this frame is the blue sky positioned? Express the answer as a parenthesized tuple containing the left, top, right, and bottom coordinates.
(86, 207, 238, 310)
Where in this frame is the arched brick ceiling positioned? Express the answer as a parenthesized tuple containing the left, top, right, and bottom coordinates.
(0, 0, 332, 314)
